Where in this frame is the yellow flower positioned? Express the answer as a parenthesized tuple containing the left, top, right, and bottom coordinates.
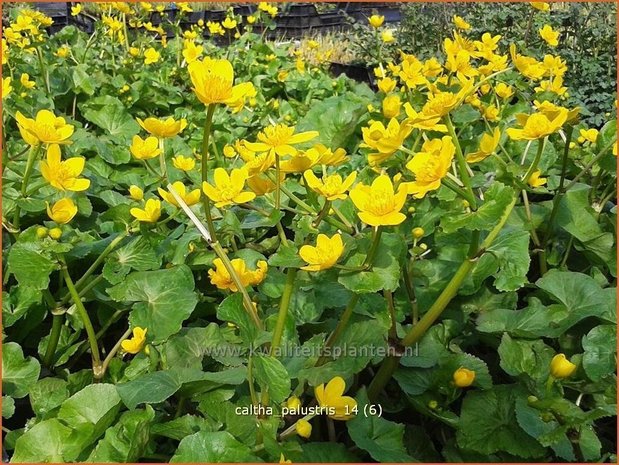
(361, 118, 412, 166)
(202, 167, 256, 208)
(137, 116, 187, 138)
(314, 144, 348, 166)
(382, 94, 401, 119)
(506, 109, 568, 140)
(534, 76, 568, 96)
(16, 110, 75, 146)
(130, 135, 161, 160)
(530, 2, 550, 12)
(483, 104, 500, 122)
(188, 57, 254, 109)
(377, 77, 397, 94)
(40, 144, 90, 192)
(71, 3, 82, 16)
(158, 181, 201, 207)
(422, 82, 473, 118)
(177, 2, 193, 13)
(303, 170, 356, 201)
(20, 73, 35, 89)
(422, 57, 443, 77)
(129, 46, 140, 57)
(207, 21, 224, 36)
(277, 70, 289, 82)
(299, 233, 344, 272)
(280, 149, 320, 173)
(314, 376, 357, 421)
(47, 198, 78, 224)
(368, 15, 384, 28)
(495, 82, 514, 99)
(404, 136, 456, 198)
(466, 128, 501, 163)
(296, 419, 312, 439)
(53, 44, 70, 58)
(121, 327, 147, 354)
(172, 155, 196, 171)
(222, 17, 237, 29)
(533, 100, 579, 123)
(550, 353, 576, 379)
(130, 199, 161, 223)
(209, 258, 268, 291)
(579, 128, 599, 144)
(381, 29, 395, 43)
(144, 47, 160, 64)
(539, 25, 559, 47)
(129, 185, 143, 201)
(398, 56, 427, 89)
(453, 367, 475, 387)
(350, 175, 407, 227)
(246, 15, 257, 25)
(2, 77, 12, 99)
(453, 15, 471, 30)
(245, 124, 318, 158)
(182, 40, 203, 64)
(286, 396, 302, 411)
(403, 104, 447, 133)
(541, 54, 567, 77)
(279, 453, 291, 464)
(528, 170, 547, 188)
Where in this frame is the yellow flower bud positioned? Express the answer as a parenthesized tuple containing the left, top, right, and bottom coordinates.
(550, 353, 576, 379)
(412, 227, 424, 239)
(286, 396, 302, 411)
(129, 185, 144, 201)
(428, 400, 438, 410)
(419, 243, 428, 251)
(49, 227, 62, 240)
(296, 419, 312, 439)
(453, 367, 475, 387)
(407, 206, 416, 213)
(36, 227, 48, 239)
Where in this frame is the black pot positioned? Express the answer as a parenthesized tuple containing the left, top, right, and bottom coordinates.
(329, 62, 375, 86)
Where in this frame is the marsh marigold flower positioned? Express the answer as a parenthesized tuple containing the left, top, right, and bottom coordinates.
(382, 94, 402, 119)
(209, 258, 267, 291)
(159, 181, 201, 207)
(299, 233, 345, 272)
(368, 15, 384, 28)
(404, 136, 456, 198)
(47, 197, 78, 224)
(403, 103, 447, 133)
(466, 128, 500, 163)
(506, 109, 567, 140)
(121, 327, 147, 354)
(381, 29, 395, 43)
(304, 170, 356, 201)
(16, 110, 74, 146)
(40, 144, 90, 191)
(377, 77, 397, 94)
(3, 77, 12, 99)
(453, 367, 475, 387)
(528, 170, 547, 188)
(137, 116, 187, 138)
(20, 73, 35, 89)
(453, 15, 471, 30)
(296, 419, 312, 438)
(530, 2, 550, 11)
(495, 82, 514, 99)
(245, 124, 318, 157)
(130, 198, 161, 223)
(188, 57, 254, 108)
(71, 3, 82, 16)
(361, 119, 412, 167)
(202, 167, 256, 208)
(579, 128, 599, 144)
(55, 45, 70, 58)
(349, 174, 407, 227)
(144, 47, 160, 64)
(172, 155, 196, 171)
(130, 135, 161, 160)
(315, 376, 357, 421)
(182, 40, 203, 64)
(550, 353, 576, 379)
(129, 185, 144, 201)
(539, 25, 559, 47)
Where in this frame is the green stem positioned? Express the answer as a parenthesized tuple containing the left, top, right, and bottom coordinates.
(158, 138, 167, 180)
(62, 264, 102, 376)
(73, 231, 129, 291)
(12, 144, 40, 228)
(200, 104, 217, 240)
(522, 137, 546, 183)
(367, 195, 518, 400)
(275, 154, 281, 211)
(445, 115, 477, 210)
(96, 326, 133, 380)
(43, 313, 64, 367)
(316, 295, 359, 366)
(363, 226, 382, 268)
(563, 139, 614, 191)
(384, 290, 397, 340)
(35, 47, 51, 95)
(270, 268, 297, 356)
(442, 176, 477, 207)
(313, 200, 331, 228)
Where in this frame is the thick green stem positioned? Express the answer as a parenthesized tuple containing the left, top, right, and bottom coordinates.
(158, 138, 167, 180)
(74, 231, 128, 291)
(363, 226, 382, 268)
(367, 195, 518, 400)
(43, 313, 64, 367)
(96, 327, 132, 380)
(445, 115, 477, 210)
(316, 295, 360, 366)
(522, 137, 546, 183)
(200, 104, 217, 240)
(275, 154, 282, 211)
(270, 268, 297, 355)
(12, 144, 40, 228)
(35, 47, 51, 95)
(62, 264, 102, 376)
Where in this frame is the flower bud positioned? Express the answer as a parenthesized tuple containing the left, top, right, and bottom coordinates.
(407, 206, 416, 213)
(49, 227, 62, 240)
(129, 185, 144, 201)
(36, 227, 48, 239)
(550, 353, 576, 379)
(419, 243, 428, 251)
(428, 400, 438, 410)
(453, 367, 475, 387)
(296, 419, 312, 438)
(412, 227, 424, 239)
(286, 396, 301, 411)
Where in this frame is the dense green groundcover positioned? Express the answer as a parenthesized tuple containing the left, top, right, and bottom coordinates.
(1, 2, 617, 463)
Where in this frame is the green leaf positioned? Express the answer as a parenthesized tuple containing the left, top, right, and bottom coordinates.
(217, 293, 258, 344)
(486, 229, 531, 291)
(11, 419, 80, 463)
(80, 96, 140, 140)
(87, 406, 155, 462)
(297, 443, 360, 462)
(29, 378, 69, 417)
(170, 431, 261, 462)
(116, 371, 180, 410)
(108, 265, 198, 342)
(457, 385, 546, 458)
(252, 355, 291, 404)
(498, 333, 554, 383)
(581, 325, 617, 381)
(347, 390, 416, 462)
(2, 342, 41, 399)
(7, 243, 56, 291)
(102, 236, 161, 285)
(72, 64, 95, 95)
(3, 396, 15, 419)
(441, 182, 515, 233)
(451, 104, 481, 124)
(151, 414, 216, 441)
